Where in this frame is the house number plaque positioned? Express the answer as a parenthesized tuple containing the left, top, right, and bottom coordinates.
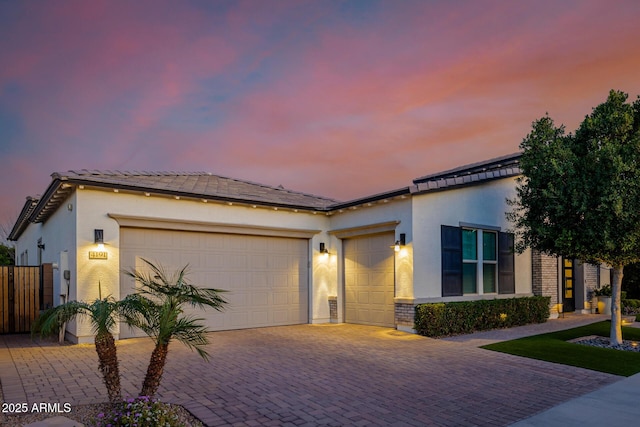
(89, 251, 108, 260)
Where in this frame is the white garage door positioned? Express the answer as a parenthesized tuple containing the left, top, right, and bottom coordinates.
(119, 228, 308, 337)
(344, 232, 395, 327)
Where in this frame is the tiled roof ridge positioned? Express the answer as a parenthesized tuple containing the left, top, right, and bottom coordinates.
(413, 152, 522, 183)
(410, 152, 522, 195)
(65, 169, 211, 177)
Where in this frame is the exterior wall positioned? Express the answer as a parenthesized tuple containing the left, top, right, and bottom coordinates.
(581, 263, 599, 313)
(411, 178, 532, 302)
(71, 188, 330, 341)
(531, 251, 560, 316)
(15, 193, 77, 309)
(14, 193, 78, 340)
(573, 261, 601, 313)
(532, 254, 605, 316)
(394, 303, 414, 329)
(327, 198, 412, 324)
(13, 173, 575, 340)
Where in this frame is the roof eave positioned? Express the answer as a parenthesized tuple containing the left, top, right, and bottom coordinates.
(328, 187, 411, 211)
(413, 152, 522, 184)
(36, 177, 335, 218)
(7, 196, 40, 241)
(411, 169, 522, 196)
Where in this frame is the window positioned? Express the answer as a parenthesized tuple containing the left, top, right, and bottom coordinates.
(441, 225, 515, 297)
(482, 231, 497, 293)
(462, 228, 496, 295)
(462, 229, 477, 293)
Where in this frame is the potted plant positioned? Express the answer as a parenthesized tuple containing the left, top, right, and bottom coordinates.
(594, 285, 612, 315)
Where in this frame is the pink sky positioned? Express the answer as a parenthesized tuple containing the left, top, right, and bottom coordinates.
(1, 0, 640, 224)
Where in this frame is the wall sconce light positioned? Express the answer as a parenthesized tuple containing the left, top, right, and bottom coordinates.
(392, 233, 406, 252)
(94, 229, 105, 250)
(37, 242, 45, 250)
(319, 242, 329, 255)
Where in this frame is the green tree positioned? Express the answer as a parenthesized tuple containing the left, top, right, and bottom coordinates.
(122, 259, 227, 398)
(622, 263, 640, 300)
(0, 243, 14, 265)
(508, 90, 640, 346)
(0, 215, 16, 265)
(33, 293, 123, 402)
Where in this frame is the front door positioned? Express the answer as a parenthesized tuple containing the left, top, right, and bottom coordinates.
(562, 258, 575, 313)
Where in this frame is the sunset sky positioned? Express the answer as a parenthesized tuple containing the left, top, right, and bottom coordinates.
(2, 0, 640, 223)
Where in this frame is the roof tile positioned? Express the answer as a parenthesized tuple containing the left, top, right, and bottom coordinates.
(58, 170, 337, 209)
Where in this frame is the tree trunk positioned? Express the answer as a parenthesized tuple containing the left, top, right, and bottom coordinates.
(140, 343, 169, 398)
(610, 265, 624, 346)
(94, 332, 121, 403)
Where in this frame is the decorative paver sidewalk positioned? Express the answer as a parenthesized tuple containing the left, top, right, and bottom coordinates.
(1, 319, 623, 426)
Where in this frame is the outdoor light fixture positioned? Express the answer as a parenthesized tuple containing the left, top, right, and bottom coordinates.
(319, 242, 329, 254)
(94, 229, 105, 250)
(37, 242, 45, 250)
(392, 233, 406, 252)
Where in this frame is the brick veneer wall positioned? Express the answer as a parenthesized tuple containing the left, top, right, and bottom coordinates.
(395, 303, 415, 328)
(532, 250, 559, 312)
(328, 297, 338, 321)
(583, 263, 599, 312)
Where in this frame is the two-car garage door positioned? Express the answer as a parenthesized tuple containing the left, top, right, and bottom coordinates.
(119, 228, 308, 338)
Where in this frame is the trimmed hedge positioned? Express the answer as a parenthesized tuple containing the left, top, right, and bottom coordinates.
(414, 296, 551, 338)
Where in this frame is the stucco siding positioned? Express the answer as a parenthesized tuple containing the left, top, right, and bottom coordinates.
(15, 193, 77, 307)
(328, 199, 413, 300)
(70, 188, 331, 341)
(411, 177, 532, 300)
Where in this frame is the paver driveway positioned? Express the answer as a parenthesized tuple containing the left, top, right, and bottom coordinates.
(1, 324, 619, 426)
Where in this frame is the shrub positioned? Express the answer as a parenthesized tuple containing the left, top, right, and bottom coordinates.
(594, 285, 612, 297)
(414, 296, 551, 338)
(623, 299, 640, 315)
(91, 396, 186, 427)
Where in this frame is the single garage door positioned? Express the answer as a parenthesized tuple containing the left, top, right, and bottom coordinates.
(344, 232, 395, 327)
(119, 228, 308, 337)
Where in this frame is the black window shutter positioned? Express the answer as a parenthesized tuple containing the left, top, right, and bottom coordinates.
(498, 232, 515, 294)
(441, 225, 463, 296)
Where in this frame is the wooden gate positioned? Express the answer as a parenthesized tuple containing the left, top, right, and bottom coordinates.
(0, 264, 53, 334)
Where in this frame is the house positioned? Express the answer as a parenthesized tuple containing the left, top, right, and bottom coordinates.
(9, 153, 609, 343)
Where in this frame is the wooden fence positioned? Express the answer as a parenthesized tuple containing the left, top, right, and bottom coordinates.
(0, 264, 53, 334)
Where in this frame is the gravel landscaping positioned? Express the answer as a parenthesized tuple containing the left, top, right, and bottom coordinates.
(0, 383, 203, 427)
(571, 335, 640, 352)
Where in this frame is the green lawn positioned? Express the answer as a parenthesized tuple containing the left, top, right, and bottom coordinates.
(481, 321, 640, 376)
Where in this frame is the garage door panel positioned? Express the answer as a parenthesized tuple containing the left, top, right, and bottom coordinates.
(251, 292, 269, 306)
(230, 312, 249, 326)
(271, 273, 289, 288)
(370, 291, 386, 304)
(344, 233, 395, 328)
(251, 273, 268, 288)
(273, 292, 289, 305)
(357, 291, 370, 304)
(252, 311, 269, 324)
(120, 228, 308, 337)
(356, 272, 369, 286)
(250, 254, 268, 269)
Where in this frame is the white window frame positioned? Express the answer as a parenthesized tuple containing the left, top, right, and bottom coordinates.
(461, 226, 498, 295)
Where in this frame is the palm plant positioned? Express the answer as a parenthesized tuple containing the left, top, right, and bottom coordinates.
(122, 258, 227, 398)
(32, 293, 123, 403)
